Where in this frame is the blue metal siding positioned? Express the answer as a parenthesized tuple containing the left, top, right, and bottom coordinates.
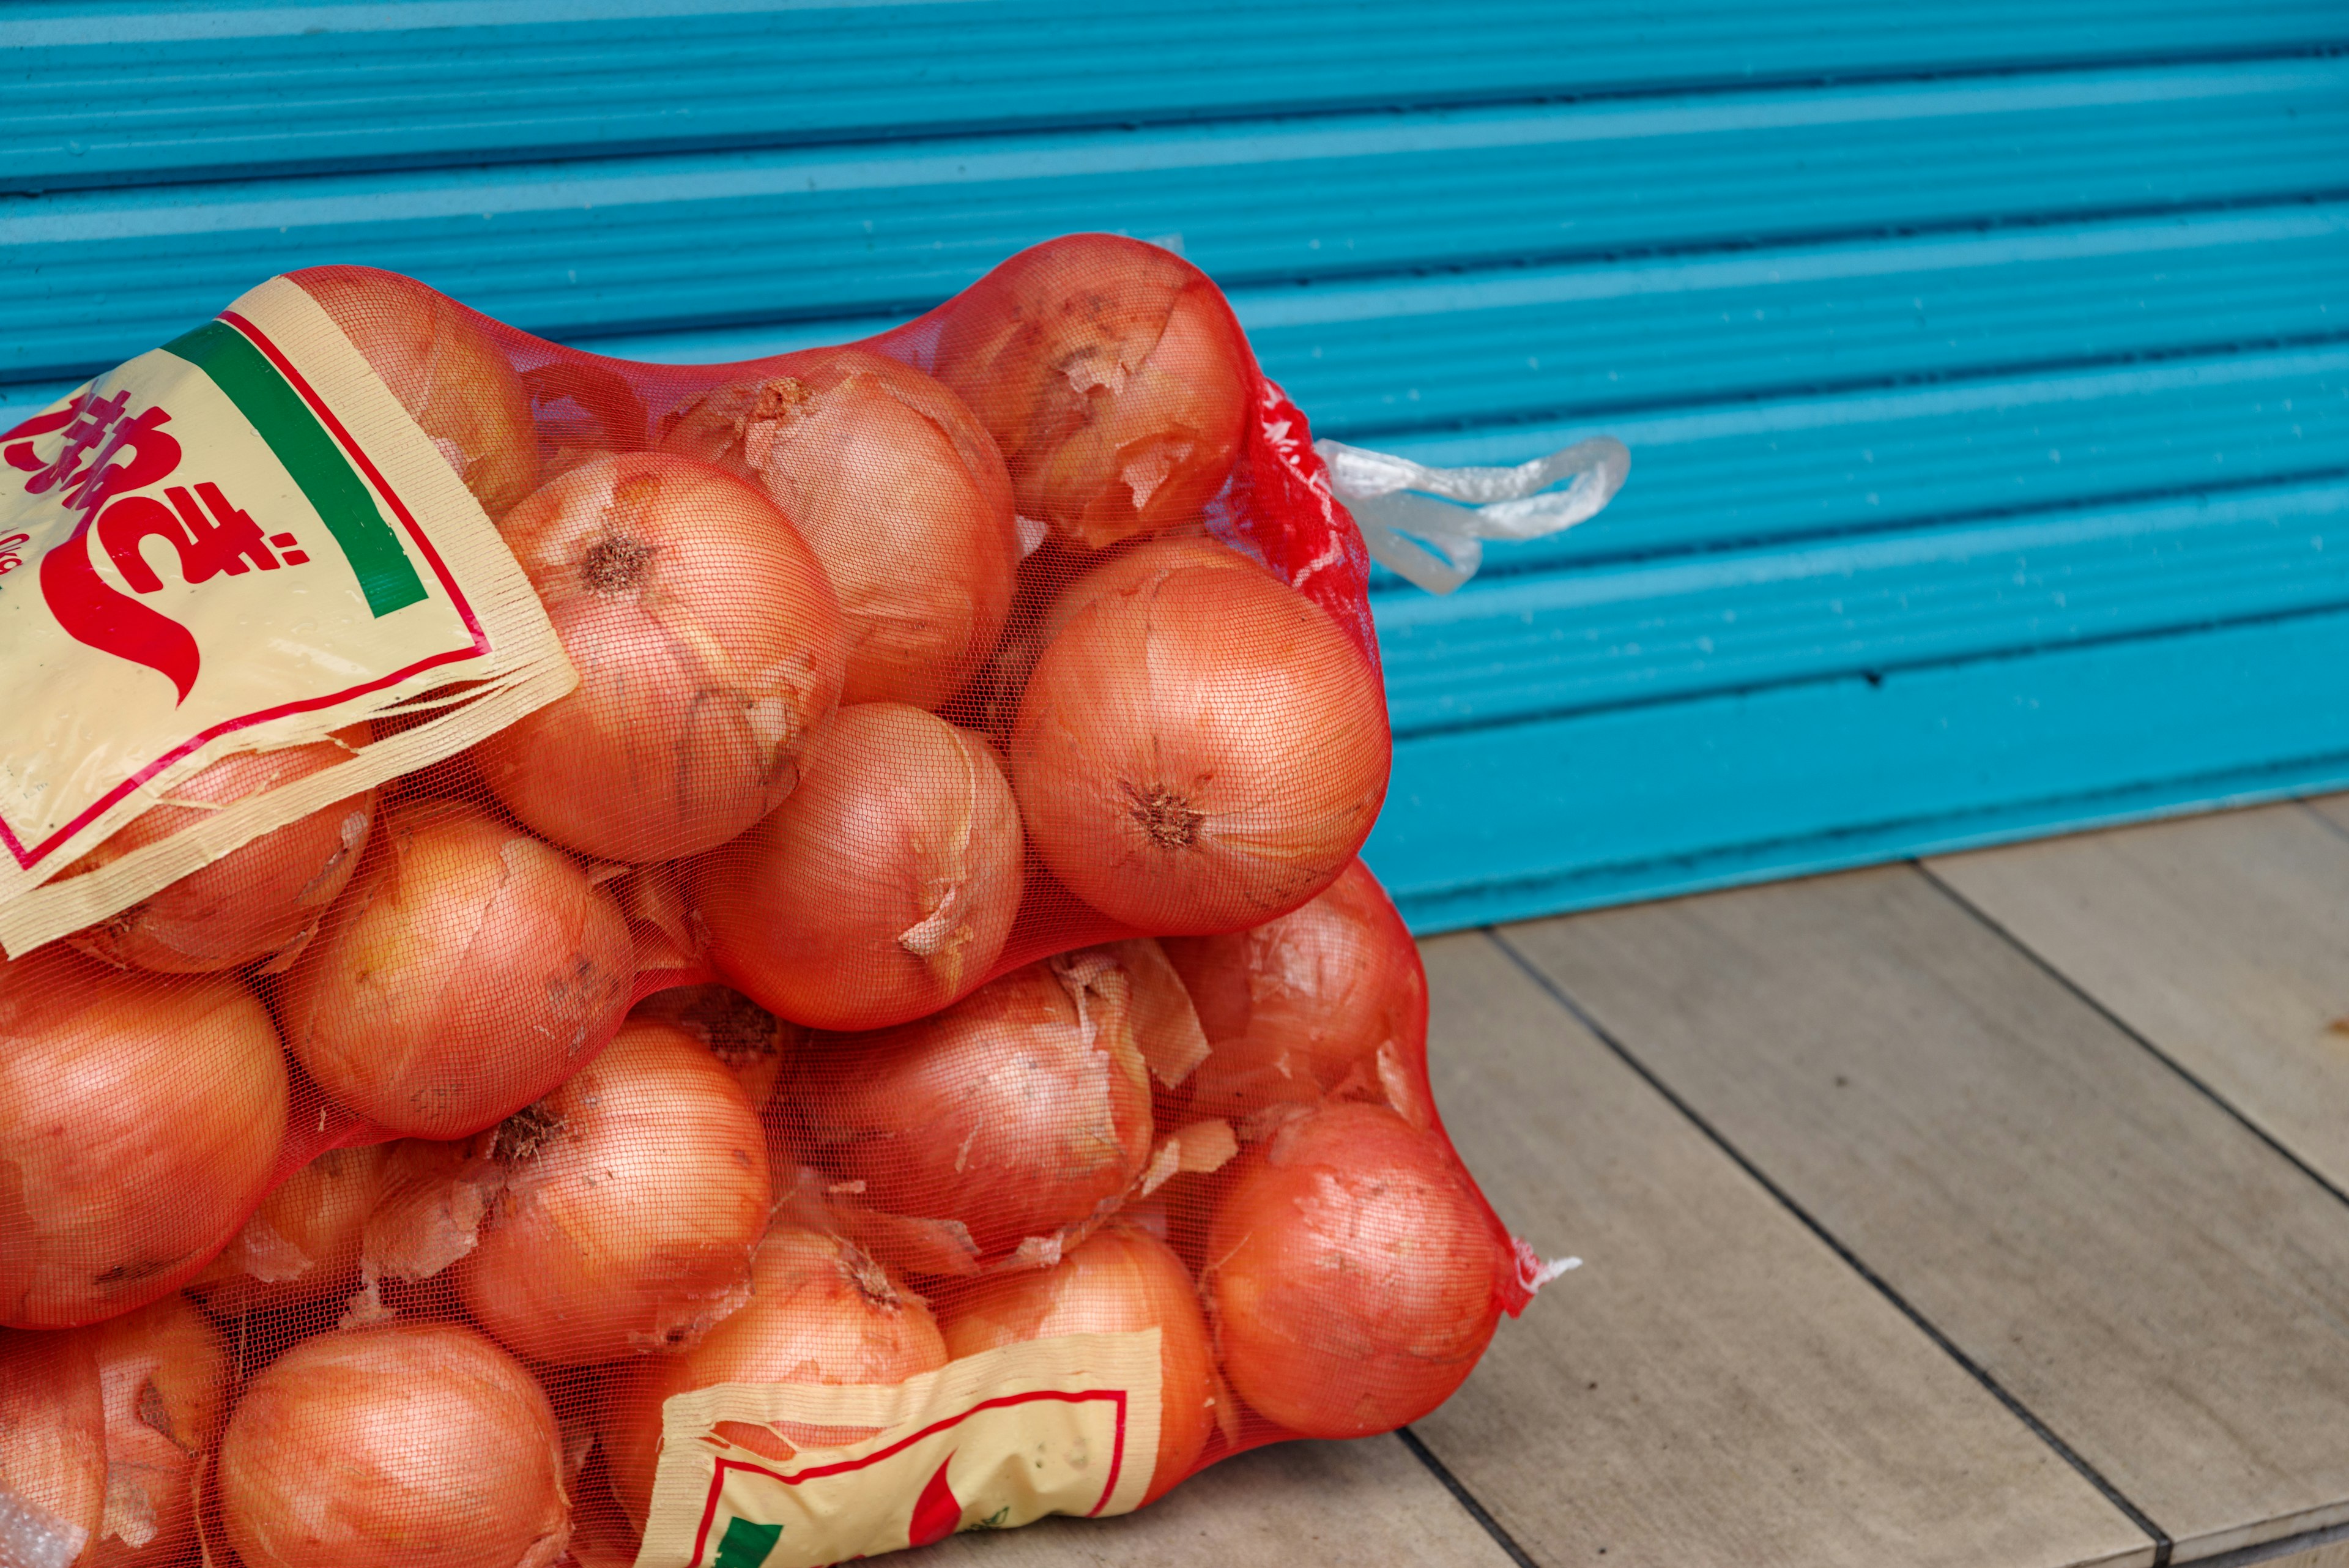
(7, 2, 2343, 930)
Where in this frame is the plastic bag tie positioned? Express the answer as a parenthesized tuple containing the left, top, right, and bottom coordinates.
(1316, 435, 1630, 595)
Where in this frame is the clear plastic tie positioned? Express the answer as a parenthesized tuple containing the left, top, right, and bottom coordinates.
(1316, 435, 1630, 595)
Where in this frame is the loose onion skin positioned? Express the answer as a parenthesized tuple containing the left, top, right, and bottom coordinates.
(0, 1326, 105, 1556)
(218, 1322, 571, 1568)
(628, 983, 798, 1110)
(456, 1019, 772, 1366)
(598, 1225, 947, 1531)
(934, 236, 1249, 551)
(1163, 859, 1428, 1120)
(277, 801, 634, 1140)
(297, 267, 540, 518)
(782, 957, 1154, 1267)
(692, 703, 1024, 1031)
(940, 1221, 1215, 1503)
(64, 733, 377, 975)
(663, 351, 1020, 709)
(472, 452, 846, 863)
(187, 1141, 394, 1316)
(1205, 1104, 1501, 1439)
(0, 949, 287, 1328)
(86, 1293, 229, 1568)
(1012, 561, 1389, 934)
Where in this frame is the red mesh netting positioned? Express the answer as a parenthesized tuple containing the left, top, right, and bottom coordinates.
(0, 235, 1541, 1568)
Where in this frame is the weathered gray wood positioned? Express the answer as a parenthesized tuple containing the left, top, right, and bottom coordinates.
(898, 1432, 1516, 1567)
(2248, 1540, 2349, 1568)
(1406, 932, 2150, 1568)
(1501, 867, 2349, 1562)
(1927, 802, 2349, 1195)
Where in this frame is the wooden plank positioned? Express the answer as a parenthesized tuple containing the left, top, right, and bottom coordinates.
(1405, 932, 2149, 1567)
(1927, 801, 2349, 1195)
(2298, 794, 2349, 839)
(898, 1432, 1515, 1568)
(1499, 867, 2349, 1561)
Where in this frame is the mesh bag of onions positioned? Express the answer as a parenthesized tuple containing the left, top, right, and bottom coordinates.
(0, 234, 1570, 1568)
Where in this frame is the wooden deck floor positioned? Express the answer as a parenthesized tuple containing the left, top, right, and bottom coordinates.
(907, 798, 2349, 1568)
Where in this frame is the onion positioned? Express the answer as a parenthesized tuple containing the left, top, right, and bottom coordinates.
(628, 983, 798, 1110)
(86, 1293, 229, 1567)
(597, 1224, 946, 1531)
(187, 1141, 393, 1317)
(1163, 859, 1428, 1122)
(296, 267, 540, 518)
(217, 1321, 570, 1568)
(62, 730, 376, 975)
(1011, 559, 1389, 934)
(276, 800, 634, 1139)
(456, 1018, 772, 1366)
(0, 948, 287, 1328)
(1204, 1103, 1502, 1438)
(663, 351, 1020, 709)
(933, 236, 1249, 551)
(692, 703, 1024, 1031)
(0, 1326, 105, 1557)
(471, 451, 846, 863)
(782, 954, 1154, 1271)
(939, 1220, 1215, 1503)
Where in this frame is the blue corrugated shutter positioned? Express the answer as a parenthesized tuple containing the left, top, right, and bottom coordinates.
(8, 2, 2343, 929)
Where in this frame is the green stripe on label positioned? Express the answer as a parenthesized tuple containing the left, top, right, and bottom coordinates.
(163, 319, 429, 618)
(713, 1517, 784, 1568)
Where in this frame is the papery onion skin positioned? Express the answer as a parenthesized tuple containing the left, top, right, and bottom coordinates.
(934, 235, 1249, 552)
(86, 1293, 229, 1568)
(940, 1221, 1215, 1503)
(663, 351, 1019, 710)
(1012, 562, 1389, 934)
(0, 1325, 105, 1555)
(472, 452, 846, 863)
(1206, 1104, 1501, 1440)
(218, 1322, 571, 1568)
(187, 1141, 394, 1316)
(0, 949, 287, 1328)
(598, 1225, 946, 1530)
(64, 732, 377, 975)
(297, 267, 540, 517)
(693, 703, 1024, 1031)
(1042, 535, 1269, 649)
(628, 983, 799, 1110)
(276, 801, 634, 1140)
(456, 1019, 772, 1367)
(1163, 859, 1427, 1119)
(783, 957, 1154, 1265)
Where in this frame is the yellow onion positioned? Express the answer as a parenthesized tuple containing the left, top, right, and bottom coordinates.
(1163, 859, 1428, 1122)
(934, 236, 1249, 551)
(63, 730, 376, 974)
(662, 351, 1019, 709)
(692, 703, 1023, 1031)
(0, 1326, 105, 1558)
(472, 452, 845, 863)
(939, 1220, 1215, 1503)
(456, 1019, 772, 1366)
(295, 267, 540, 517)
(187, 1141, 393, 1317)
(0, 948, 287, 1328)
(1205, 1104, 1501, 1439)
(628, 983, 798, 1110)
(218, 1321, 570, 1568)
(1012, 560, 1388, 933)
(782, 955, 1154, 1271)
(597, 1225, 946, 1531)
(276, 801, 633, 1139)
(86, 1293, 229, 1567)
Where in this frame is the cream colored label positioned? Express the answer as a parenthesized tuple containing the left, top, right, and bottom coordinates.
(634, 1331, 1163, 1568)
(0, 276, 573, 953)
